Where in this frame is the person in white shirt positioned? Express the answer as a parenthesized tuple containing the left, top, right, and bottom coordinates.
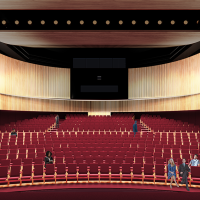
(189, 154, 200, 167)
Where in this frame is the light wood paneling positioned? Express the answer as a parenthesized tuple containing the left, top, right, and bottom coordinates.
(129, 53, 200, 99)
(1, 94, 200, 112)
(0, 31, 200, 47)
(0, 54, 70, 99)
(0, 0, 200, 10)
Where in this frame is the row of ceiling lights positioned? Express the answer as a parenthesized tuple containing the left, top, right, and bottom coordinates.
(1, 19, 198, 25)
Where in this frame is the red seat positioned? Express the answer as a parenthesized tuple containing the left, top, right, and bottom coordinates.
(132, 163, 143, 182)
(21, 164, 32, 185)
(190, 166, 200, 186)
(67, 163, 77, 182)
(32, 164, 44, 184)
(0, 166, 8, 185)
(121, 163, 132, 181)
(77, 163, 88, 182)
(110, 163, 121, 181)
(44, 164, 55, 183)
(0, 159, 11, 167)
(55, 163, 67, 182)
(23, 158, 33, 165)
(33, 158, 43, 165)
(100, 163, 110, 181)
(8, 165, 21, 185)
(143, 164, 154, 183)
(155, 158, 164, 164)
(154, 164, 167, 184)
(145, 157, 154, 164)
(88, 163, 99, 182)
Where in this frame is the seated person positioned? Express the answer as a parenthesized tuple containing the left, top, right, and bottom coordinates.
(178, 158, 190, 191)
(11, 129, 17, 137)
(189, 154, 200, 167)
(44, 151, 53, 167)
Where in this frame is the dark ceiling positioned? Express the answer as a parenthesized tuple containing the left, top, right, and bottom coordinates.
(0, 41, 200, 68)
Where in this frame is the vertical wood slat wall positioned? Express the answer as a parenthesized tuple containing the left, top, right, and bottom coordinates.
(0, 54, 70, 99)
(1, 52, 200, 112)
(128, 53, 200, 98)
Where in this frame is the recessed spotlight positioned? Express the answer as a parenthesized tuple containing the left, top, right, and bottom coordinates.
(106, 20, 110, 25)
(54, 20, 58, 25)
(80, 20, 84, 25)
(15, 20, 19, 25)
(119, 20, 123, 25)
(184, 20, 188, 25)
(171, 20, 175, 25)
(28, 20, 32, 25)
(67, 20, 71, 25)
(132, 20, 136, 25)
(197, 20, 199, 24)
(158, 20, 162, 25)
(145, 20, 149, 25)
(2, 20, 6, 25)
(93, 20, 97, 25)
(41, 20, 45, 25)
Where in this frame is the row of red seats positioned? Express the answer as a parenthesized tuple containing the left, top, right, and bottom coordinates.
(1, 163, 200, 187)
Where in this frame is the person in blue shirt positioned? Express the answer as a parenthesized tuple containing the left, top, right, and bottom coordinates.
(11, 129, 17, 137)
(133, 121, 138, 137)
(168, 158, 179, 189)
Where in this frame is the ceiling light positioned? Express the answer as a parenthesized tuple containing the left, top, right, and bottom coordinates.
(106, 20, 110, 25)
(2, 20, 6, 25)
(67, 20, 71, 25)
(132, 20, 136, 25)
(93, 20, 97, 25)
(54, 20, 58, 25)
(28, 20, 32, 25)
(171, 20, 175, 25)
(80, 20, 84, 25)
(158, 20, 162, 25)
(15, 20, 19, 25)
(145, 20, 149, 25)
(184, 20, 188, 25)
(119, 20, 123, 25)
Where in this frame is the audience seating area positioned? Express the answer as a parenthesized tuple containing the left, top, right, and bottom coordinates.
(0, 113, 200, 188)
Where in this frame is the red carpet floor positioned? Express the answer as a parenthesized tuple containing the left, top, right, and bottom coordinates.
(0, 184, 199, 200)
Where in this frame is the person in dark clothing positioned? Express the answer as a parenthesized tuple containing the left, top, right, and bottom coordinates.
(133, 121, 138, 137)
(178, 158, 190, 191)
(11, 129, 17, 137)
(55, 115, 59, 128)
(44, 151, 53, 167)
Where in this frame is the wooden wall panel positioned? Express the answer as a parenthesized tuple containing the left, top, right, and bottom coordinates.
(1, 31, 200, 47)
(0, 0, 200, 10)
(1, 94, 200, 112)
(0, 54, 70, 98)
(128, 53, 200, 99)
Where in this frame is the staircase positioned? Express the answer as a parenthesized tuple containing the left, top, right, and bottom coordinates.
(48, 119, 65, 132)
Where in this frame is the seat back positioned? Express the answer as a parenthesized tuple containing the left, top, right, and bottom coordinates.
(78, 163, 88, 174)
(155, 164, 165, 176)
(144, 164, 153, 175)
(23, 158, 33, 165)
(45, 164, 55, 175)
(10, 165, 21, 177)
(56, 163, 66, 175)
(132, 163, 142, 174)
(1, 159, 11, 167)
(34, 158, 43, 164)
(22, 164, 32, 176)
(89, 163, 99, 174)
(0, 166, 8, 178)
(121, 163, 131, 174)
(111, 163, 120, 174)
(100, 163, 109, 174)
(34, 164, 43, 175)
(67, 163, 77, 174)
(191, 166, 200, 178)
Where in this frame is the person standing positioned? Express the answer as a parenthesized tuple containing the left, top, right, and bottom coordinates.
(133, 121, 138, 137)
(168, 158, 179, 189)
(55, 114, 59, 128)
(189, 154, 200, 167)
(11, 129, 17, 137)
(178, 158, 190, 191)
